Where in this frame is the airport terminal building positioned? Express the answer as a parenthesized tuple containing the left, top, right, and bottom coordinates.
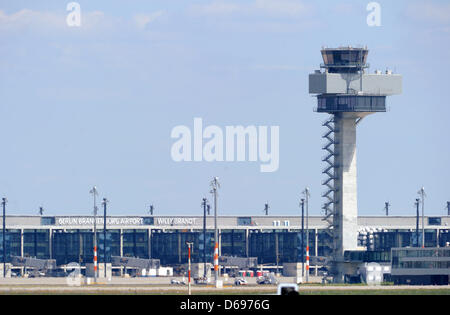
(0, 215, 449, 271)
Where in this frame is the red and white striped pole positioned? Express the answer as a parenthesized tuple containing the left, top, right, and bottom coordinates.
(90, 186, 98, 284)
(211, 177, 220, 285)
(305, 245, 309, 283)
(187, 242, 193, 295)
(214, 242, 219, 275)
(303, 187, 310, 283)
(94, 245, 98, 279)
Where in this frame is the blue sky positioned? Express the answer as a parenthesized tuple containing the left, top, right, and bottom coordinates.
(0, 0, 449, 216)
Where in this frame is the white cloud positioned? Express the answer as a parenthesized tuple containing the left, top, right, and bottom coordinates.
(0, 9, 63, 30)
(251, 64, 305, 71)
(0, 9, 113, 33)
(332, 2, 359, 16)
(190, 2, 240, 16)
(254, 0, 309, 17)
(189, 0, 311, 18)
(407, 2, 450, 25)
(133, 11, 166, 30)
(0, 8, 168, 34)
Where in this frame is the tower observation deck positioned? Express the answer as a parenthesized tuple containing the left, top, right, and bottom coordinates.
(309, 47, 402, 282)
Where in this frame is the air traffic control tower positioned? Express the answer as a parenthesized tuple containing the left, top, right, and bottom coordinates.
(309, 47, 402, 282)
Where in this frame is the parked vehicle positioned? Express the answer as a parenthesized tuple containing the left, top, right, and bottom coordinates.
(194, 277, 209, 285)
(256, 273, 277, 285)
(234, 278, 248, 286)
(171, 278, 186, 285)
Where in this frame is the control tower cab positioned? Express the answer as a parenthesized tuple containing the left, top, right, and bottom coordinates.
(310, 47, 402, 113)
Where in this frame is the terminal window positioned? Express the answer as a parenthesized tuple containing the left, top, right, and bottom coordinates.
(237, 217, 252, 226)
(41, 217, 55, 225)
(428, 217, 441, 226)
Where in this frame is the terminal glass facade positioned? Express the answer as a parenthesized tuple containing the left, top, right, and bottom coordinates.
(439, 229, 450, 247)
(151, 229, 215, 265)
(391, 247, 450, 285)
(248, 230, 315, 264)
(317, 230, 333, 257)
(52, 230, 94, 265)
(392, 248, 450, 269)
(249, 230, 278, 264)
(0, 230, 21, 262)
(151, 230, 179, 264)
(52, 229, 122, 265)
(23, 229, 50, 259)
(123, 229, 149, 259)
(97, 230, 120, 263)
(221, 230, 246, 257)
(1, 217, 448, 268)
(344, 250, 391, 263)
(372, 230, 438, 252)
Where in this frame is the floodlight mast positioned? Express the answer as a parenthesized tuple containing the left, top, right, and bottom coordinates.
(90, 186, 99, 283)
(2, 198, 7, 278)
(300, 198, 305, 279)
(418, 187, 426, 248)
(302, 187, 310, 283)
(201, 198, 210, 278)
(384, 202, 390, 216)
(149, 205, 154, 216)
(264, 203, 270, 216)
(415, 198, 420, 247)
(210, 177, 220, 285)
(102, 197, 109, 278)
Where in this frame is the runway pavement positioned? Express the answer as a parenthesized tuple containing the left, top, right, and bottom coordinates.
(0, 276, 448, 294)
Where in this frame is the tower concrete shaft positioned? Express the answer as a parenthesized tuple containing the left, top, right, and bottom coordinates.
(322, 112, 366, 281)
(333, 113, 360, 257)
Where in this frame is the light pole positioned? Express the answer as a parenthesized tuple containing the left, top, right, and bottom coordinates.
(302, 187, 310, 283)
(102, 198, 108, 278)
(210, 177, 220, 285)
(417, 187, 426, 248)
(275, 233, 279, 275)
(300, 198, 305, 279)
(90, 186, 98, 283)
(2, 198, 7, 278)
(415, 198, 420, 248)
(186, 242, 193, 295)
(384, 202, 390, 216)
(149, 204, 154, 216)
(264, 203, 269, 216)
(201, 198, 210, 279)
